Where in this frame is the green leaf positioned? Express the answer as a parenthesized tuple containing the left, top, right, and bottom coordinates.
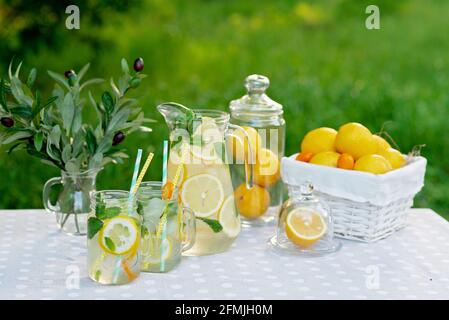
(104, 237, 116, 252)
(96, 205, 121, 220)
(27, 68, 37, 88)
(7, 142, 24, 154)
(94, 270, 101, 282)
(47, 70, 70, 90)
(33, 96, 57, 118)
(2, 131, 33, 145)
(87, 217, 103, 239)
(86, 128, 97, 155)
(60, 93, 75, 134)
(61, 144, 72, 164)
(34, 131, 43, 151)
(101, 91, 115, 116)
(121, 58, 129, 74)
(107, 107, 130, 133)
(10, 77, 33, 106)
(0, 78, 9, 112)
(196, 217, 223, 233)
(80, 78, 104, 91)
(49, 125, 61, 146)
(10, 105, 33, 119)
(77, 63, 90, 82)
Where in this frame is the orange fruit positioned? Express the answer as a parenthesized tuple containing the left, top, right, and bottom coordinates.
(253, 148, 280, 187)
(337, 153, 355, 170)
(335, 123, 377, 160)
(309, 151, 340, 168)
(354, 154, 392, 174)
(227, 126, 262, 163)
(162, 181, 175, 200)
(285, 208, 327, 249)
(234, 183, 270, 219)
(301, 127, 337, 155)
(295, 152, 313, 163)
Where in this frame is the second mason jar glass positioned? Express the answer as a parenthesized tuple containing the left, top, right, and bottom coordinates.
(137, 182, 196, 272)
(87, 190, 141, 285)
(229, 74, 285, 226)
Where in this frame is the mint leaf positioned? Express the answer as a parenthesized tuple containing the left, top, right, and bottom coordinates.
(96, 206, 121, 220)
(197, 217, 223, 233)
(104, 236, 116, 252)
(94, 270, 101, 282)
(87, 217, 103, 239)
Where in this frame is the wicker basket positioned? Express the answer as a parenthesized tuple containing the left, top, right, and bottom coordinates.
(281, 155, 427, 242)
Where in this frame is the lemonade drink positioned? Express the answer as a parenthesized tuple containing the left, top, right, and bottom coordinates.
(159, 105, 245, 256)
(137, 182, 195, 272)
(87, 190, 141, 285)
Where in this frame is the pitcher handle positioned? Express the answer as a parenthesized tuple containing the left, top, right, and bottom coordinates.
(227, 124, 254, 189)
(181, 206, 196, 252)
(43, 177, 62, 214)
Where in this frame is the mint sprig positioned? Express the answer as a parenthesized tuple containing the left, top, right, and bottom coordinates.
(197, 217, 223, 233)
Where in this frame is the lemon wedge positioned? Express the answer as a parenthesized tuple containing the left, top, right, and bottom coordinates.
(285, 208, 327, 249)
(218, 196, 240, 238)
(181, 173, 224, 218)
(99, 216, 139, 255)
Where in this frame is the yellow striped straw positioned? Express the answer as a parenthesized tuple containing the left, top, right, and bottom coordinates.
(132, 152, 154, 195)
(156, 146, 188, 238)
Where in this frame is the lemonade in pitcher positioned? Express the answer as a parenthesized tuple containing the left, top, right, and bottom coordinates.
(159, 103, 253, 255)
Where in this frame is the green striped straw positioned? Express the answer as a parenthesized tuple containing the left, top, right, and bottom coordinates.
(112, 148, 142, 282)
(160, 140, 169, 272)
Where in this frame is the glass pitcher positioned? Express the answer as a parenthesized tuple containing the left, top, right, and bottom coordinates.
(158, 103, 253, 256)
(43, 169, 99, 235)
(229, 74, 285, 226)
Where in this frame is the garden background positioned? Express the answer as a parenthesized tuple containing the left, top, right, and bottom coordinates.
(1, 0, 448, 220)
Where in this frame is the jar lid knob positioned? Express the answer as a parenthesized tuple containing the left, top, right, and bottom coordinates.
(245, 74, 270, 94)
(300, 180, 314, 196)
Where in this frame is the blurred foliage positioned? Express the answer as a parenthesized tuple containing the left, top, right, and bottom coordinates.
(0, 0, 448, 220)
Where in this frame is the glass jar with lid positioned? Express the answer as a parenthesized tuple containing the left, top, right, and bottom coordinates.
(228, 74, 285, 226)
(268, 181, 341, 256)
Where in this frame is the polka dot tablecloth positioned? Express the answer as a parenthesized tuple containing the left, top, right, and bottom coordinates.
(0, 209, 449, 300)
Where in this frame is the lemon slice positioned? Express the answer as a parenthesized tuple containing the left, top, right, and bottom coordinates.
(190, 143, 218, 162)
(141, 235, 173, 264)
(218, 196, 240, 238)
(193, 117, 222, 145)
(99, 216, 139, 255)
(285, 208, 327, 249)
(181, 173, 224, 218)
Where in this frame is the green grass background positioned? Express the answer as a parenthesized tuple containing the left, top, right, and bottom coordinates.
(1, 0, 448, 220)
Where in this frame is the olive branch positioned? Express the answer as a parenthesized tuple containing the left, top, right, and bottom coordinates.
(0, 57, 154, 173)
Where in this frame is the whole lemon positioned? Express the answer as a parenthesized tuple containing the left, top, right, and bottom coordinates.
(335, 123, 377, 160)
(254, 148, 280, 187)
(234, 183, 270, 219)
(372, 134, 391, 152)
(377, 148, 406, 169)
(227, 126, 262, 163)
(354, 154, 392, 174)
(301, 127, 337, 155)
(309, 151, 340, 168)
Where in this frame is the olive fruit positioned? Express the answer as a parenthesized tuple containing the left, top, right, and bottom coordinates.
(112, 131, 125, 146)
(133, 58, 144, 72)
(0, 117, 14, 128)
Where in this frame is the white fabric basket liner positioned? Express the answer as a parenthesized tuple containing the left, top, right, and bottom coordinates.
(281, 155, 426, 207)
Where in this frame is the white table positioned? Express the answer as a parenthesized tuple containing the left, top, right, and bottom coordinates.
(0, 208, 448, 300)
